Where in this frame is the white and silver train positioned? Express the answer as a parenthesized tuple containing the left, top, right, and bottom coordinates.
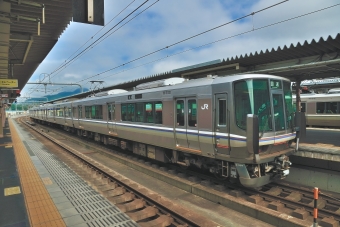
(29, 74, 303, 187)
(293, 92, 340, 127)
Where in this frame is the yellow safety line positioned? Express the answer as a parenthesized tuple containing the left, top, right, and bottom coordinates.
(9, 119, 66, 227)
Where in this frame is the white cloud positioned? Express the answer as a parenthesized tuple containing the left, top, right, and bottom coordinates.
(23, 0, 340, 97)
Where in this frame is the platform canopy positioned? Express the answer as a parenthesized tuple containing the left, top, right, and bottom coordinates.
(0, 0, 73, 92)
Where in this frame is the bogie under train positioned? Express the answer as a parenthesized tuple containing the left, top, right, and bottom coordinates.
(29, 74, 303, 187)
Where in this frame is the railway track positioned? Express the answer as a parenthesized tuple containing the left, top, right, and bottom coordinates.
(19, 117, 221, 227)
(24, 118, 340, 227)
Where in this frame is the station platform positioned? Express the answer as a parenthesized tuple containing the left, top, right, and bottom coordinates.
(1, 118, 137, 227)
(287, 128, 340, 194)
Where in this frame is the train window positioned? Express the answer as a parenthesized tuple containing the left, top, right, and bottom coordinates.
(85, 106, 91, 118)
(154, 102, 163, 124)
(317, 102, 339, 114)
(136, 103, 144, 122)
(127, 103, 135, 121)
(176, 100, 185, 126)
(48, 109, 54, 117)
(72, 107, 77, 118)
(218, 99, 227, 126)
(270, 80, 282, 89)
(91, 105, 103, 119)
(273, 94, 286, 130)
(107, 104, 112, 120)
(144, 102, 153, 123)
(283, 81, 294, 128)
(121, 104, 127, 121)
(112, 104, 116, 119)
(68, 107, 72, 117)
(57, 108, 63, 117)
(316, 102, 325, 113)
(235, 79, 272, 131)
(78, 106, 82, 118)
(64, 107, 68, 117)
(188, 100, 197, 127)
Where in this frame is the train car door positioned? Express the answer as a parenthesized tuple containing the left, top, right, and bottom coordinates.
(271, 91, 286, 144)
(77, 105, 83, 128)
(214, 93, 230, 155)
(63, 107, 67, 124)
(71, 105, 76, 127)
(175, 98, 200, 151)
(53, 107, 56, 122)
(107, 103, 117, 135)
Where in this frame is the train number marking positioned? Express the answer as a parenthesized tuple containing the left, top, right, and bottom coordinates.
(201, 104, 208, 110)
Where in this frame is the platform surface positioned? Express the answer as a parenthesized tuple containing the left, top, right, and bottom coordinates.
(0, 119, 29, 227)
(1, 118, 137, 227)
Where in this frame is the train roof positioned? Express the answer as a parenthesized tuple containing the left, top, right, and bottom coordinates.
(293, 93, 340, 102)
(32, 74, 290, 108)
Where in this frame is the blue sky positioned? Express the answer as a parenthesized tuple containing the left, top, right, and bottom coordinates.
(22, 0, 340, 98)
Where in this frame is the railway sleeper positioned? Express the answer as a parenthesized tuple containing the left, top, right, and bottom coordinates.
(308, 197, 326, 209)
(108, 192, 135, 204)
(127, 206, 158, 222)
(104, 187, 125, 197)
(138, 215, 173, 227)
(116, 199, 146, 212)
(97, 183, 117, 192)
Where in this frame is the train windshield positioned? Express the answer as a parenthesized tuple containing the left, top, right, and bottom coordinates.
(283, 81, 294, 129)
(235, 79, 272, 132)
(234, 79, 294, 132)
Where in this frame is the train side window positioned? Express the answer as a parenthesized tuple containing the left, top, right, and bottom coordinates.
(301, 103, 306, 112)
(188, 99, 197, 127)
(91, 105, 103, 119)
(144, 102, 153, 123)
(316, 102, 325, 113)
(78, 106, 82, 118)
(154, 101, 163, 124)
(68, 107, 72, 117)
(64, 107, 68, 117)
(136, 103, 144, 122)
(107, 104, 112, 120)
(176, 100, 185, 126)
(72, 107, 77, 118)
(85, 106, 91, 118)
(327, 102, 337, 114)
(112, 104, 115, 120)
(121, 104, 127, 121)
(218, 99, 227, 126)
(127, 103, 135, 122)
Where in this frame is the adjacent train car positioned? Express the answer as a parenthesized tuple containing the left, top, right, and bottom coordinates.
(29, 74, 300, 187)
(293, 93, 340, 127)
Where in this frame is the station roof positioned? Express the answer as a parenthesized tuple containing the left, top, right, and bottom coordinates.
(1, 0, 72, 90)
(55, 33, 340, 101)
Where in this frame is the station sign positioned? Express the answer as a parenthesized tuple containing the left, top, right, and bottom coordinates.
(1, 94, 8, 97)
(0, 79, 18, 88)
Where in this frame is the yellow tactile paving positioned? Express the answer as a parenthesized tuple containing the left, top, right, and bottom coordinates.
(9, 119, 66, 227)
(4, 186, 21, 196)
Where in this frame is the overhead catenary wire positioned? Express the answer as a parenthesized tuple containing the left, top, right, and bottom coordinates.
(29, 0, 137, 94)
(41, 2, 340, 96)
(48, 0, 151, 78)
(29, 0, 287, 95)
(72, 2, 340, 89)
(73, 0, 289, 83)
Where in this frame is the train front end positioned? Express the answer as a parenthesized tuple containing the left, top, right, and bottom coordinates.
(233, 76, 302, 187)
